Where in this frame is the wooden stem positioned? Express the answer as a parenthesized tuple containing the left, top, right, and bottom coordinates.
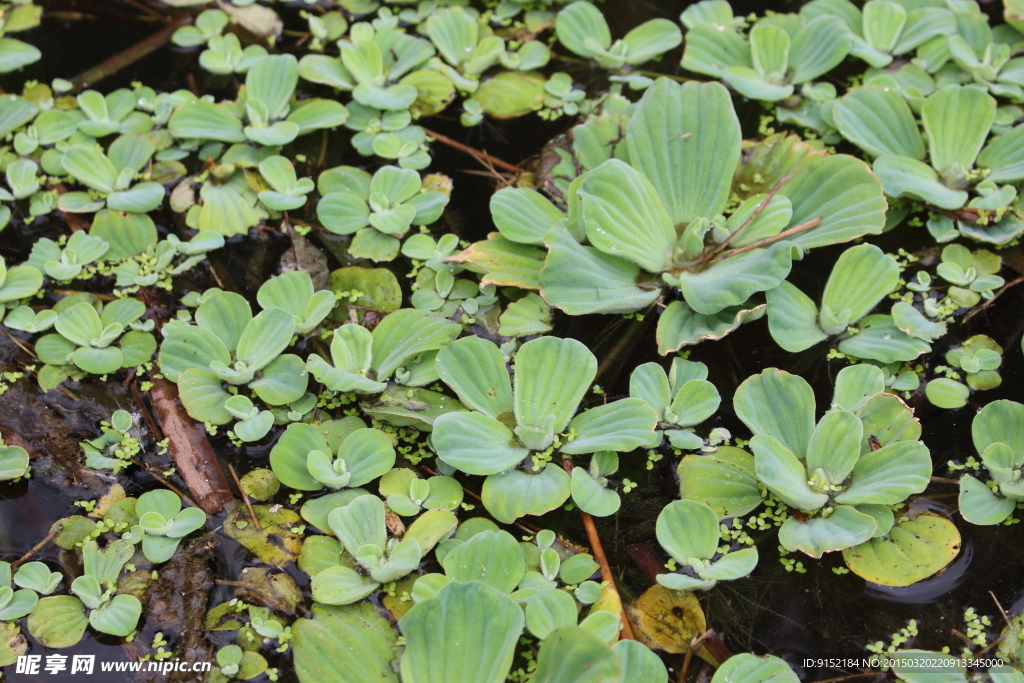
(70, 12, 190, 90)
(228, 462, 261, 530)
(149, 378, 234, 514)
(419, 127, 526, 174)
(709, 217, 822, 262)
(698, 174, 794, 265)
(562, 460, 635, 640)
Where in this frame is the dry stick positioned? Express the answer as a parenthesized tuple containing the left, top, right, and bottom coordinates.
(930, 476, 960, 484)
(698, 174, 795, 265)
(70, 12, 191, 90)
(124, 0, 172, 22)
(149, 377, 234, 514)
(1, 326, 37, 359)
(962, 275, 1024, 323)
(710, 217, 822, 263)
(12, 527, 58, 569)
(227, 462, 262, 530)
(129, 457, 200, 509)
(562, 459, 636, 641)
(990, 590, 1011, 625)
(419, 127, 526, 174)
(679, 629, 714, 683)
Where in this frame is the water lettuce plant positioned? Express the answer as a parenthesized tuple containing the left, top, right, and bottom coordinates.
(33, 295, 156, 389)
(430, 335, 658, 522)
(479, 77, 885, 353)
(682, 4, 851, 100)
(832, 84, 1024, 243)
(158, 291, 308, 438)
(766, 243, 942, 361)
(734, 366, 931, 557)
(958, 400, 1024, 525)
(270, 420, 395, 491)
(656, 499, 758, 591)
(130, 490, 207, 563)
(316, 164, 450, 262)
(556, 1, 681, 70)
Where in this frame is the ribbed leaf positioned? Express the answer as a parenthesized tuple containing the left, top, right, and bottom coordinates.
(873, 155, 968, 209)
(789, 16, 852, 84)
(921, 85, 995, 174)
(734, 368, 816, 457)
(562, 398, 658, 454)
(246, 54, 299, 120)
(432, 412, 528, 476)
(656, 500, 719, 562)
(821, 244, 899, 325)
(514, 336, 596, 435)
(805, 410, 862, 484)
(681, 24, 752, 78)
(481, 464, 571, 524)
(435, 336, 513, 421)
(765, 281, 826, 352)
(832, 86, 926, 159)
(556, 2, 611, 58)
(490, 187, 565, 246)
(370, 309, 461, 380)
(751, 434, 827, 510)
(835, 440, 931, 505)
(627, 79, 741, 227)
(677, 241, 796, 316)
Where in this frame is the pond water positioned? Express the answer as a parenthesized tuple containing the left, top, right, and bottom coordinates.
(1, 1, 1024, 682)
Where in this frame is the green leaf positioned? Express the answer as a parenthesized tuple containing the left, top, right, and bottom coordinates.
(838, 314, 931, 363)
(55, 302, 103, 347)
(891, 301, 946, 342)
(972, 400, 1024, 465)
(62, 145, 117, 194)
(490, 188, 565, 246)
(836, 440, 931, 505)
(247, 54, 299, 121)
(656, 301, 765, 354)
(90, 210, 158, 260)
(578, 159, 674, 274)
(656, 500, 719, 563)
(27, 596, 87, 648)
(556, 2, 612, 58)
(862, 1, 906, 53)
(563, 399, 658, 454)
(876, 154, 970, 210)
(89, 594, 141, 637)
(765, 281, 826, 352)
(0, 445, 29, 480)
(570, 467, 621, 517)
(613, 640, 669, 683)
(525, 588, 579, 639)
(734, 368, 816, 456)
(540, 227, 661, 315)
(433, 412, 527, 476)
(821, 244, 899, 328)
(336, 428, 395, 487)
(158, 322, 232, 381)
(442, 530, 525, 592)
(528, 626, 621, 683)
(235, 307, 294, 372)
(842, 513, 961, 586)
(779, 154, 887, 249)
(270, 423, 330, 491)
(310, 566, 378, 605)
(789, 16, 851, 84)
(711, 655, 798, 683)
(832, 364, 885, 411)
(400, 581, 524, 683)
(168, 100, 246, 143)
(452, 234, 546, 290)
(778, 505, 877, 557)
(958, 475, 1016, 525)
(751, 434, 827, 510)
(750, 24, 790, 81)
(370, 309, 460, 381)
(627, 79, 741, 227)
(514, 336, 596, 439)
(978, 123, 1024, 183)
(677, 448, 763, 519)
(832, 86, 926, 159)
(481, 464, 571, 524)
(624, 19, 682, 65)
(293, 602, 398, 683)
(806, 410, 862, 485)
(681, 24, 751, 78)
(677, 241, 796, 316)
(921, 85, 996, 175)
(472, 71, 547, 119)
(435, 336, 513, 421)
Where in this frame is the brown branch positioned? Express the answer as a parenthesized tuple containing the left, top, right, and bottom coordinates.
(149, 378, 233, 514)
(679, 630, 714, 683)
(70, 11, 190, 90)
(12, 527, 57, 569)
(562, 459, 635, 641)
(227, 462, 262, 530)
(961, 275, 1024, 323)
(129, 380, 163, 441)
(711, 217, 822, 263)
(129, 458, 199, 510)
(419, 127, 526, 174)
(698, 174, 795, 265)
(1, 327, 37, 360)
(930, 476, 960, 485)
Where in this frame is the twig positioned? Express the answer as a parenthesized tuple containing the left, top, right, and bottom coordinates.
(698, 174, 795, 265)
(962, 275, 1024, 323)
(54, 289, 118, 301)
(419, 126, 526, 174)
(123, 0, 172, 23)
(130, 458, 199, 510)
(228, 462, 262, 530)
(679, 630, 713, 683)
(1, 327, 37, 360)
(990, 590, 1011, 625)
(710, 217, 822, 262)
(12, 527, 58, 569)
(70, 12, 190, 90)
(930, 476, 960, 485)
(562, 459, 636, 640)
